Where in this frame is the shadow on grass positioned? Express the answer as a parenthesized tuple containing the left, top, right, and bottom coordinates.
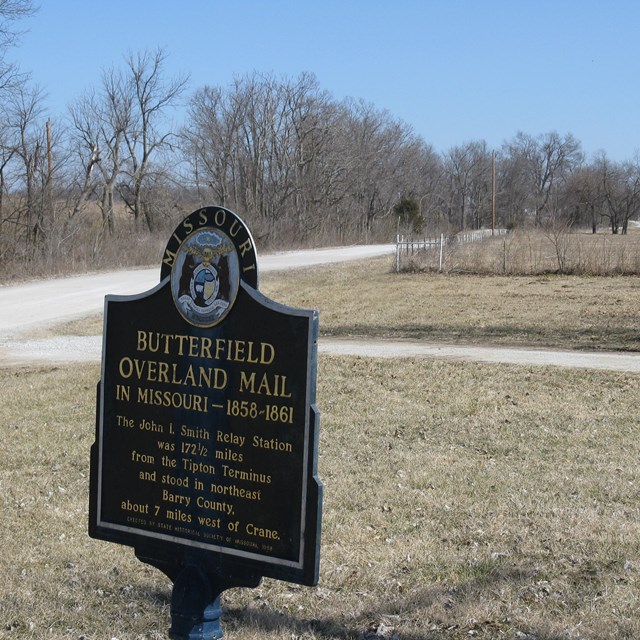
(322, 323, 640, 352)
(222, 565, 562, 640)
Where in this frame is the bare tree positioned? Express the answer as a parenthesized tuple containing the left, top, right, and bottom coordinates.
(6, 82, 48, 247)
(0, 0, 37, 256)
(78, 69, 133, 235)
(413, 145, 446, 234)
(0, 108, 16, 243)
(497, 146, 529, 228)
(120, 49, 188, 231)
(600, 154, 640, 234)
(340, 98, 419, 235)
(0, 0, 35, 95)
(183, 85, 241, 206)
(444, 141, 491, 230)
(183, 72, 352, 241)
(504, 131, 583, 224)
(67, 95, 101, 221)
(0, 0, 35, 46)
(564, 164, 606, 233)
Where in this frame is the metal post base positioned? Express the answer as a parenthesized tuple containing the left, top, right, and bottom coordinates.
(169, 565, 224, 640)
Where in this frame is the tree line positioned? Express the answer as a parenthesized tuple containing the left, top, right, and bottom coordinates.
(1, 7, 639, 269)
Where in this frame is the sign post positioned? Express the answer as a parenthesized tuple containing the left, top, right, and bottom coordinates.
(89, 206, 322, 639)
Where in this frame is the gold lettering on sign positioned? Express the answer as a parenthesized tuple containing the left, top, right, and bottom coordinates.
(135, 331, 275, 365)
(119, 357, 227, 391)
(136, 387, 209, 413)
(245, 522, 280, 540)
(238, 372, 292, 397)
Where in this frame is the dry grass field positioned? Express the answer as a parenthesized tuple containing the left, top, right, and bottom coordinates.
(397, 229, 640, 277)
(260, 257, 640, 353)
(52, 255, 640, 353)
(1, 257, 640, 640)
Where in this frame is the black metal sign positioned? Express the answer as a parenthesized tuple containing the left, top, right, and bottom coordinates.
(89, 207, 322, 638)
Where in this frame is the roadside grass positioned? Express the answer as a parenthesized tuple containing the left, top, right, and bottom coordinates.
(6, 253, 638, 638)
(1, 359, 639, 639)
(260, 258, 640, 352)
(398, 229, 640, 276)
(44, 257, 640, 353)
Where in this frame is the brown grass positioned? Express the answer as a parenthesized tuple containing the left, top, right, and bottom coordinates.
(260, 257, 640, 352)
(1, 359, 639, 639)
(398, 230, 640, 276)
(0, 211, 172, 285)
(0, 200, 354, 286)
(3, 253, 640, 639)
(44, 256, 640, 354)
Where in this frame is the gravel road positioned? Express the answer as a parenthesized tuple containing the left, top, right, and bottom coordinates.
(0, 244, 392, 366)
(3, 335, 640, 373)
(0, 244, 394, 337)
(1, 243, 638, 373)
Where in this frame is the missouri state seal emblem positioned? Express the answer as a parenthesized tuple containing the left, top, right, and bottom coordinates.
(162, 206, 258, 327)
(170, 228, 240, 327)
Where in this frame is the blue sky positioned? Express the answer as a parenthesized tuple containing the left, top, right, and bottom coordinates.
(10, 1, 640, 161)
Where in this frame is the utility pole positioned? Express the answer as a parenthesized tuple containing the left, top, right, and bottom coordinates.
(491, 150, 496, 235)
(46, 119, 54, 227)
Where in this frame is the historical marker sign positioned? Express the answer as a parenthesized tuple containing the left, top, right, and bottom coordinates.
(89, 206, 322, 637)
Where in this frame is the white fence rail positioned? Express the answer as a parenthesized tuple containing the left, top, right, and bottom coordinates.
(456, 228, 507, 244)
(395, 229, 509, 272)
(395, 234, 446, 272)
